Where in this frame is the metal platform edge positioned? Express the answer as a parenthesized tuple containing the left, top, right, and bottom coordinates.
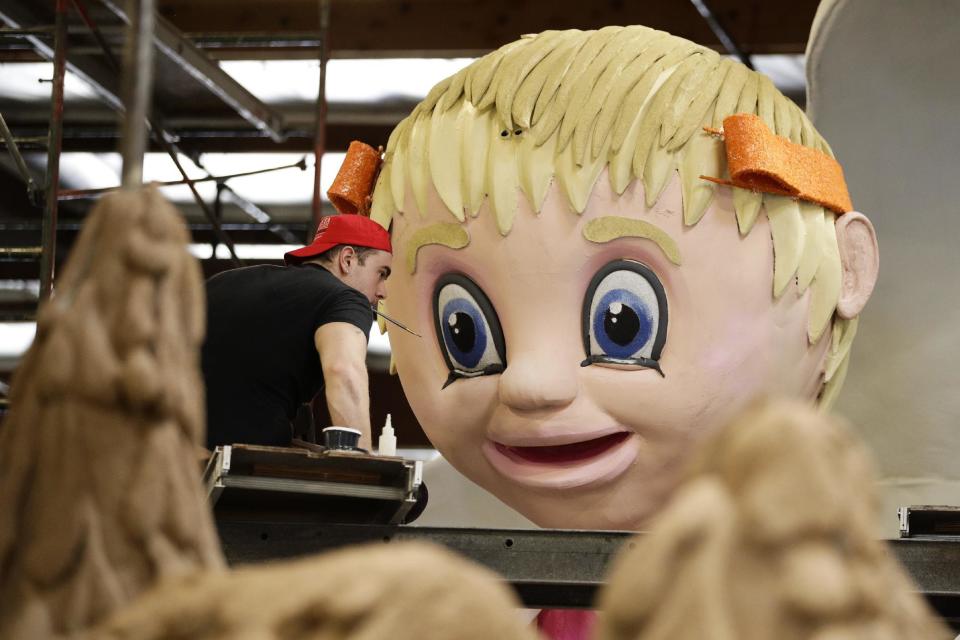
(216, 521, 960, 624)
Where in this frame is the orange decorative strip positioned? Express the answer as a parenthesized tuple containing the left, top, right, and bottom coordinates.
(701, 113, 853, 214)
(327, 140, 383, 216)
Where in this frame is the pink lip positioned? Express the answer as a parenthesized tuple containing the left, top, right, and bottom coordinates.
(482, 430, 639, 490)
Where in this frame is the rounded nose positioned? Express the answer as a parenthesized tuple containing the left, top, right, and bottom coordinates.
(498, 350, 578, 413)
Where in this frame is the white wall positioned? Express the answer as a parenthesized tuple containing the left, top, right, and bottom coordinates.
(807, 0, 960, 535)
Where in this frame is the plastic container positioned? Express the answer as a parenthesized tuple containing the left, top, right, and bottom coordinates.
(322, 426, 362, 451)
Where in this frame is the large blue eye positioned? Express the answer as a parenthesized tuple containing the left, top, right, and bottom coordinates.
(582, 260, 667, 368)
(433, 274, 505, 377)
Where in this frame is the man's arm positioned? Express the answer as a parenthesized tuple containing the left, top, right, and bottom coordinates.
(314, 322, 372, 449)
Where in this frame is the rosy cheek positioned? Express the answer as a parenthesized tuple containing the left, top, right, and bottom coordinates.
(424, 380, 498, 450)
(697, 333, 765, 378)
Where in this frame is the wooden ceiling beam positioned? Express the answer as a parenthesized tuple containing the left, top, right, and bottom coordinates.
(158, 0, 820, 56)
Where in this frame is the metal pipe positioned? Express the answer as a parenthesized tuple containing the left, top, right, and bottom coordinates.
(0, 246, 43, 256)
(212, 181, 224, 256)
(56, 157, 308, 200)
(153, 132, 242, 265)
(687, 0, 754, 70)
(0, 27, 55, 37)
(311, 0, 331, 238)
(118, 0, 155, 189)
(1, 135, 49, 147)
(219, 188, 303, 245)
(1, 221, 309, 234)
(0, 110, 38, 200)
(39, 0, 68, 303)
(188, 153, 303, 246)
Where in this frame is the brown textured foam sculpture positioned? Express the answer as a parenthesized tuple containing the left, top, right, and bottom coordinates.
(0, 188, 225, 638)
(595, 398, 951, 640)
(87, 541, 539, 640)
(0, 187, 537, 640)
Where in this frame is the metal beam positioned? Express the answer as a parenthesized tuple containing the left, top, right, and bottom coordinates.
(688, 0, 754, 69)
(215, 522, 960, 624)
(99, 0, 286, 142)
(0, 110, 39, 201)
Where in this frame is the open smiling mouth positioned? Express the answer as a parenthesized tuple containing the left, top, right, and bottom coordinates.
(494, 432, 632, 465)
(483, 431, 638, 490)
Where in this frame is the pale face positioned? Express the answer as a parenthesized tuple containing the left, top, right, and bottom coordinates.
(342, 248, 392, 305)
(387, 171, 831, 530)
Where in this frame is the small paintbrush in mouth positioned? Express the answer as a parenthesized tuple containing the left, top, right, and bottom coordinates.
(372, 307, 422, 338)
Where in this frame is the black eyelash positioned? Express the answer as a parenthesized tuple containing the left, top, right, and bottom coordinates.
(441, 363, 506, 390)
(581, 260, 668, 365)
(434, 273, 507, 384)
(580, 355, 665, 378)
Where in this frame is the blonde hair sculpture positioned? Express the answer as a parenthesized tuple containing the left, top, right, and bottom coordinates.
(371, 26, 857, 406)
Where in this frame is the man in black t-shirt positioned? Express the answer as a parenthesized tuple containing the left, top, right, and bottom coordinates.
(202, 214, 392, 450)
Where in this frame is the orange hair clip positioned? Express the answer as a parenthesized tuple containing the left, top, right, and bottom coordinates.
(327, 140, 383, 216)
(701, 113, 853, 214)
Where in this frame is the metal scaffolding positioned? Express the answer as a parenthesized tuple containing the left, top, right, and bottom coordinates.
(0, 0, 340, 309)
(311, 0, 330, 238)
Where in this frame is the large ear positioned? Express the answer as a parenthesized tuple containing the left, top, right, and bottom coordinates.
(337, 245, 357, 274)
(834, 211, 879, 319)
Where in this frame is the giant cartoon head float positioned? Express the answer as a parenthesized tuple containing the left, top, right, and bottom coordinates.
(369, 26, 879, 530)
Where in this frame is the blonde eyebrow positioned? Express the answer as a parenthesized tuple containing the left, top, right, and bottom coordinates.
(405, 223, 470, 274)
(582, 216, 681, 265)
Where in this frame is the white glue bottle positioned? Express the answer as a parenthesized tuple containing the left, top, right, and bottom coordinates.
(378, 413, 397, 457)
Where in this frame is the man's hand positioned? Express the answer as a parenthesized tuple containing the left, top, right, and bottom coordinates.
(315, 322, 372, 449)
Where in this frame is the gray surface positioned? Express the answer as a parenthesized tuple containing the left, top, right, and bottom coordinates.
(806, 0, 960, 536)
(414, 455, 536, 530)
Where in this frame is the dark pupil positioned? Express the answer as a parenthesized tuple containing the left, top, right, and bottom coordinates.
(449, 312, 477, 353)
(603, 304, 640, 346)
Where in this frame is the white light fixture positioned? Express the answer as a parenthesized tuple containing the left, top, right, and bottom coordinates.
(219, 58, 477, 104)
(0, 322, 37, 371)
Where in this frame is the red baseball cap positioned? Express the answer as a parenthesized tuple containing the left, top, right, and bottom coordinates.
(284, 214, 392, 264)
